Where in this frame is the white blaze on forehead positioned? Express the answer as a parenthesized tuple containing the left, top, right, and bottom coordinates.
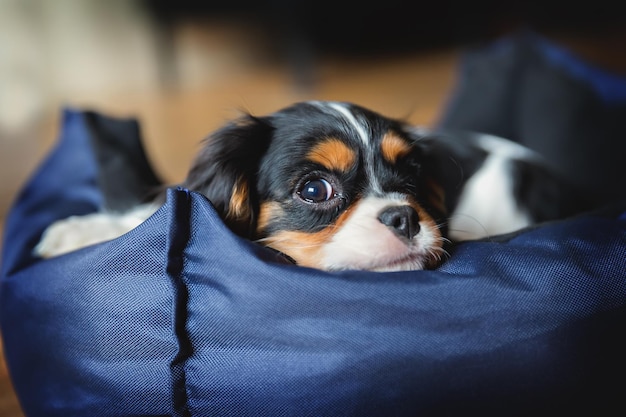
(309, 101, 371, 146)
(309, 101, 383, 194)
(326, 102, 370, 147)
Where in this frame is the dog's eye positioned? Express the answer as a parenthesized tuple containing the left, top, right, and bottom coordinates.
(298, 178, 334, 203)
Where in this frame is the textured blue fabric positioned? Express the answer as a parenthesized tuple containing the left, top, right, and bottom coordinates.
(1, 109, 103, 277)
(437, 31, 626, 207)
(2, 110, 626, 416)
(452, 32, 626, 106)
(534, 34, 626, 104)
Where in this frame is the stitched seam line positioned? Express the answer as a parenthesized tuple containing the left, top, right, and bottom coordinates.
(167, 189, 193, 417)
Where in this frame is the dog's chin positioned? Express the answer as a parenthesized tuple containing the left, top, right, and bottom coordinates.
(368, 254, 430, 272)
(323, 249, 434, 272)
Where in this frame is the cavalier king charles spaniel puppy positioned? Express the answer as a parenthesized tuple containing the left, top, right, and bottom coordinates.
(35, 101, 588, 271)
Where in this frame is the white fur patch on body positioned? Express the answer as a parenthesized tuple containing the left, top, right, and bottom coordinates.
(474, 133, 539, 161)
(34, 204, 158, 258)
(448, 134, 535, 241)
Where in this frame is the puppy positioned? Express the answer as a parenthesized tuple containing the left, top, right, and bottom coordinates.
(35, 101, 589, 271)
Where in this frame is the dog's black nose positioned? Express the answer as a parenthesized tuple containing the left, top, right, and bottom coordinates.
(378, 205, 420, 240)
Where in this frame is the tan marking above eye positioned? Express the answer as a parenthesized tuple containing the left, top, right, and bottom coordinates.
(381, 132, 412, 163)
(306, 138, 356, 173)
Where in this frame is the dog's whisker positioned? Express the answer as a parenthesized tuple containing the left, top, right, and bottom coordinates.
(436, 221, 449, 230)
(426, 245, 450, 264)
(447, 214, 491, 237)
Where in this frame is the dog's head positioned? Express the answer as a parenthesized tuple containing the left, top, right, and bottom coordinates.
(184, 101, 448, 271)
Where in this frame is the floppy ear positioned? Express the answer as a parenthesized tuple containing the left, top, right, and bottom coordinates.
(183, 115, 274, 238)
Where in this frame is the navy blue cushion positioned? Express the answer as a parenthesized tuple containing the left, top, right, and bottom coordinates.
(438, 31, 626, 207)
(1, 109, 626, 416)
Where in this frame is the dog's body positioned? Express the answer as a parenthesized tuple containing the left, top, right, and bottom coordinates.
(35, 101, 589, 271)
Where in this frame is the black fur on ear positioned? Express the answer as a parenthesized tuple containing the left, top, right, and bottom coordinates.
(183, 114, 274, 238)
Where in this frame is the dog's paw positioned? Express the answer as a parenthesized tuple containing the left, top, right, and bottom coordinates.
(34, 211, 150, 258)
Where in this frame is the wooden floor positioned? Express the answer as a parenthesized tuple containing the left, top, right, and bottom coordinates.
(0, 17, 459, 415)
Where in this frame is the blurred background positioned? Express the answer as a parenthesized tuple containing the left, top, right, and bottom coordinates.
(1, 1, 624, 415)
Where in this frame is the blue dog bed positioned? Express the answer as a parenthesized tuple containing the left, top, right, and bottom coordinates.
(3, 31, 626, 414)
(1, 108, 625, 416)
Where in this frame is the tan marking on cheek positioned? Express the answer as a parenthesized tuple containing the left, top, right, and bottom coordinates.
(307, 138, 356, 172)
(227, 177, 251, 221)
(381, 132, 412, 163)
(409, 200, 445, 269)
(260, 230, 329, 269)
(259, 204, 356, 269)
(256, 201, 284, 234)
